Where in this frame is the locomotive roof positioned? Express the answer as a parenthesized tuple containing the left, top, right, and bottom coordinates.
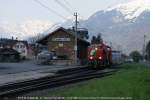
(89, 43, 111, 48)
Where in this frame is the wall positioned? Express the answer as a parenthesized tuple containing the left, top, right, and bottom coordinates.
(47, 30, 75, 60)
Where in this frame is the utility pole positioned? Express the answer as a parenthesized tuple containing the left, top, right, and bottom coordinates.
(74, 12, 78, 65)
(143, 35, 146, 61)
(110, 42, 112, 48)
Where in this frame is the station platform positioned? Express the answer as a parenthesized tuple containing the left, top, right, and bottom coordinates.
(0, 62, 85, 86)
(0, 69, 54, 86)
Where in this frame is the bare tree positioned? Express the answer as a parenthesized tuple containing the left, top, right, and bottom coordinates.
(28, 33, 44, 44)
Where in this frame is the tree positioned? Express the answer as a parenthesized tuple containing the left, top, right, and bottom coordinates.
(27, 33, 45, 56)
(129, 50, 142, 62)
(91, 36, 97, 44)
(96, 33, 103, 44)
(146, 41, 150, 59)
(91, 33, 103, 44)
(28, 33, 44, 44)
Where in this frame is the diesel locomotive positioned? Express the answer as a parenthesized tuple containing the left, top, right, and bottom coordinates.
(87, 43, 112, 68)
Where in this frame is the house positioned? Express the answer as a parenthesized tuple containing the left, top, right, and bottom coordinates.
(28, 43, 47, 59)
(0, 38, 28, 58)
(0, 48, 20, 62)
(37, 27, 90, 65)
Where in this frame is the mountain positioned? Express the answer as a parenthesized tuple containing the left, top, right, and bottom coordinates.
(1, 0, 150, 54)
(78, 0, 150, 54)
(0, 19, 53, 40)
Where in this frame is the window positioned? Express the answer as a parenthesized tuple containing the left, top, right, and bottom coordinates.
(0, 45, 3, 48)
(20, 45, 25, 48)
(22, 50, 25, 53)
(16, 45, 19, 48)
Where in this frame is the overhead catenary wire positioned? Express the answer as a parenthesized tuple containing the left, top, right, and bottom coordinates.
(33, 0, 67, 20)
(54, 0, 73, 15)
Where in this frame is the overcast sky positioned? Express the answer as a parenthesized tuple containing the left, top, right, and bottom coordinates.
(0, 0, 129, 23)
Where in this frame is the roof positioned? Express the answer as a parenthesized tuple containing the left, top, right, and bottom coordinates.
(37, 27, 90, 45)
(0, 38, 28, 48)
(0, 48, 20, 55)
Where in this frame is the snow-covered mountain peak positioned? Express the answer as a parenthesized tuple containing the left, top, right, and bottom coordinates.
(107, 0, 150, 20)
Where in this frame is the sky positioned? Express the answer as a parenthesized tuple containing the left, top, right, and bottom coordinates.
(0, 0, 148, 54)
(0, 0, 130, 23)
(0, 0, 130, 39)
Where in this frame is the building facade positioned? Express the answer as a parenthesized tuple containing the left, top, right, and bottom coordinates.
(0, 38, 28, 58)
(0, 48, 20, 62)
(38, 27, 90, 64)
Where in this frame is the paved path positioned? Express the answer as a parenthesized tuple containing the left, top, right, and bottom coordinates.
(0, 61, 49, 75)
(141, 60, 150, 67)
(0, 70, 54, 86)
(0, 61, 83, 85)
(0, 60, 77, 75)
(0, 60, 84, 85)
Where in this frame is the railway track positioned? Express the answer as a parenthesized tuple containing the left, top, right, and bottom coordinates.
(0, 67, 90, 91)
(0, 67, 116, 97)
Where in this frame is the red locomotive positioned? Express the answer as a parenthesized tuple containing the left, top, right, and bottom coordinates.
(87, 43, 112, 68)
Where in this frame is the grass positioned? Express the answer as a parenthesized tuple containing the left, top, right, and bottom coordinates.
(47, 63, 150, 100)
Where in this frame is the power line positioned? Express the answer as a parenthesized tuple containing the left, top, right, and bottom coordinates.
(143, 35, 146, 60)
(43, 23, 60, 34)
(63, 0, 75, 12)
(61, 0, 85, 20)
(54, 0, 73, 15)
(33, 0, 67, 20)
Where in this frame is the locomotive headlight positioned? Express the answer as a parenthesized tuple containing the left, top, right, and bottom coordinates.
(90, 56, 93, 60)
(95, 48, 98, 50)
(98, 57, 102, 60)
